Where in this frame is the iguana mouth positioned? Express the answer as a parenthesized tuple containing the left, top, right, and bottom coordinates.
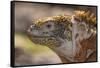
(31, 35, 54, 38)
(28, 33, 55, 38)
(27, 28, 55, 38)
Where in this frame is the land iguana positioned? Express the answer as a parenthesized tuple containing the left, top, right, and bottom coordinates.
(27, 10, 97, 63)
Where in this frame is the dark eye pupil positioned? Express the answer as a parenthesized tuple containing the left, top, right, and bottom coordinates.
(46, 24, 51, 28)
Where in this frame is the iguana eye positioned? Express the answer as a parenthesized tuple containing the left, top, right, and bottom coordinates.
(46, 24, 52, 28)
(41, 21, 55, 31)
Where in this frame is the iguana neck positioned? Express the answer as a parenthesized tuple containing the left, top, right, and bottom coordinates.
(49, 17, 95, 62)
(50, 38, 77, 62)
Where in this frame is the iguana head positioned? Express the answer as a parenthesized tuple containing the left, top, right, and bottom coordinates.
(27, 15, 72, 48)
(27, 11, 96, 48)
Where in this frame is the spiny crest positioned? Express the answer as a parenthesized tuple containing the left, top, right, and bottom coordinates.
(34, 15, 71, 26)
(74, 10, 96, 26)
(52, 15, 71, 23)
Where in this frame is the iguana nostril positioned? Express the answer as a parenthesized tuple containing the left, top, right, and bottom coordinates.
(29, 24, 40, 31)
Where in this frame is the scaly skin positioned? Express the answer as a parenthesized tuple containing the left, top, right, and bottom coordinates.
(27, 11, 97, 63)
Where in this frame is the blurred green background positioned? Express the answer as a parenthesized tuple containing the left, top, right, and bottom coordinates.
(15, 33, 62, 66)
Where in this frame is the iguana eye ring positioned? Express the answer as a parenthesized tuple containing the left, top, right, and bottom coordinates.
(42, 21, 55, 31)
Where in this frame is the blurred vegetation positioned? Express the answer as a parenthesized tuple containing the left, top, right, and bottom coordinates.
(15, 33, 62, 65)
(15, 32, 57, 55)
